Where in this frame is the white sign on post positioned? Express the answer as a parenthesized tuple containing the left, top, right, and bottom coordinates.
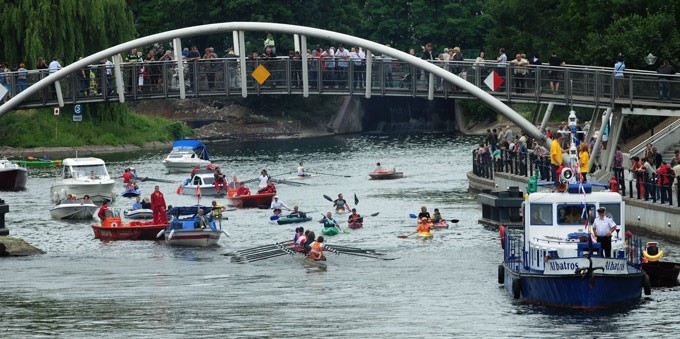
(0, 84, 8, 100)
(53, 107, 60, 116)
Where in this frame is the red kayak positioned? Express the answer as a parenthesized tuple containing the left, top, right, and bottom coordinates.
(348, 221, 363, 229)
(92, 217, 167, 241)
(227, 192, 275, 208)
(368, 171, 404, 180)
(432, 221, 449, 229)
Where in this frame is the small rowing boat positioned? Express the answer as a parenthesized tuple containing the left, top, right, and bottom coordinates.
(227, 192, 275, 208)
(432, 221, 449, 229)
(322, 226, 340, 236)
(124, 208, 153, 220)
(92, 210, 167, 241)
(368, 170, 404, 180)
(276, 216, 313, 225)
(284, 174, 317, 181)
(15, 159, 62, 168)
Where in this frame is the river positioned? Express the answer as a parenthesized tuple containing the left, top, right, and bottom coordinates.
(1, 134, 678, 338)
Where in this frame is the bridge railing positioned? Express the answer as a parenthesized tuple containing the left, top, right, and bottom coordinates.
(2, 58, 680, 108)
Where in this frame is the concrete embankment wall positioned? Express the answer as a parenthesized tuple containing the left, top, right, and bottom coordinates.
(467, 171, 680, 240)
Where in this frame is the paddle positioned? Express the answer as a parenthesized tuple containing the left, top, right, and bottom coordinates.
(227, 241, 294, 256)
(245, 252, 289, 263)
(408, 214, 459, 223)
(311, 171, 351, 178)
(354, 193, 359, 205)
(140, 177, 174, 183)
(336, 251, 397, 260)
(323, 195, 333, 202)
(397, 232, 418, 239)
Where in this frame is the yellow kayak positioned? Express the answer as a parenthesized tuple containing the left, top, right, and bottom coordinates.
(417, 232, 433, 239)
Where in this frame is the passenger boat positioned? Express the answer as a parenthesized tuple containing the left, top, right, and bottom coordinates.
(50, 157, 115, 203)
(14, 158, 62, 168)
(91, 209, 167, 241)
(348, 221, 363, 229)
(49, 198, 98, 220)
(640, 242, 680, 287)
(0, 159, 27, 191)
(124, 208, 153, 220)
(163, 206, 224, 247)
(432, 221, 449, 229)
(121, 187, 141, 198)
(162, 140, 211, 173)
(179, 171, 228, 197)
(499, 183, 650, 308)
(276, 216, 313, 225)
(368, 170, 404, 180)
(227, 192, 275, 208)
(322, 226, 340, 236)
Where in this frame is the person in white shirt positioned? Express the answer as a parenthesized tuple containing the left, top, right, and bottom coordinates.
(592, 207, 617, 257)
(270, 196, 290, 215)
(334, 44, 350, 88)
(48, 58, 62, 74)
(258, 169, 269, 189)
(297, 162, 306, 177)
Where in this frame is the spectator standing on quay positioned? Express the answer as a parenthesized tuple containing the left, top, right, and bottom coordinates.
(335, 44, 350, 89)
(186, 45, 201, 91)
(548, 51, 563, 94)
(17, 63, 27, 93)
(656, 60, 675, 100)
(496, 48, 507, 77)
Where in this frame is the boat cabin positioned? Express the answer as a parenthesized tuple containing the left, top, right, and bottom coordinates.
(520, 184, 626, 272)
(61, 158, 110, 180)
(167, 140, 210, 161)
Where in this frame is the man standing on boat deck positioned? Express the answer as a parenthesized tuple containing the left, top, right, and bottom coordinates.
(151, 186, 168, 224)
(593, 207, 617, 257)
(550, 133, 565, 186)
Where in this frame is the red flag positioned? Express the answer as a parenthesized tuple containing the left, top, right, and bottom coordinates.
(196, 185, 202, 199)
(176, 184, 182, 195)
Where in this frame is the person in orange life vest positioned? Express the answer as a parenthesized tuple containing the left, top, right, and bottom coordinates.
(348, 208, 363, 223)
(308, 236, 326, 260)
(151, 185, 168, 224)
(236, 182, 251, 196)
(97, 201, 110, 221)
(417, 217, 432, 233)
(258, 179, 276, 194)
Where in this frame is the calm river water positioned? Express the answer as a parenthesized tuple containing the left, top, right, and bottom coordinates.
(1, 134, 678, 338)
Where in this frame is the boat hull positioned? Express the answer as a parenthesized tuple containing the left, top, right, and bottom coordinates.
(277, 216, 312, 225)
(163, 159, 211, 173)
(322, 227, 340, 236)
(50, 204, 98, 220)
(92, 222, 167, 241)
(503, 264, 643, 308)
(180, 185, 227, 197)
(124, 209, 153, 220)
(642, 261, 680, 287)
(0, 168, 27, 191)
(368, 171, 404, 180)
(432, 221, 449, 229)
(166, 229, 222, 247)
(227, 193, 275, 208)
(51, 181, 116, 203)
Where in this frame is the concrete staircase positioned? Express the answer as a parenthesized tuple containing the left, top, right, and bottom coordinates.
(662, 142, 679, 163)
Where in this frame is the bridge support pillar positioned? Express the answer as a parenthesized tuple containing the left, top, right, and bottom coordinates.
(301, 35, 309, 98)
(238, 31, 247, 98)
(232, 31, 240, 56)
(539, 102, 554, 131)
(172, 38, 186, 99)
(428, 73, 434, 100)
(588, 107, 611, 173)
(365, 50, 372, 98)
(113, 54, 125, 103)
(54, 81, 64, 107)
(293, 34, 300, 53)
(604, 108, 623, 171)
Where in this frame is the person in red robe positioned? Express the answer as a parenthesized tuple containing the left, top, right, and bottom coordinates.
(151, 185, 168, 224)
(236, 182, 251, 196)
(258, 179, 277, 194)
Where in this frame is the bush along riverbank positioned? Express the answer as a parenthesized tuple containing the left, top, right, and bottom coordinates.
(0, 103, 193, 148)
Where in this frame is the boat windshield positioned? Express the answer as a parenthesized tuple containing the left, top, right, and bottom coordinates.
(68, 165, 108, 179)
(557, 204, 596, 225)
(599, 203, 622, 225)
(529, 204, 552, 225)
(168, 150, 195, 158)
(202, 177, 215, 185)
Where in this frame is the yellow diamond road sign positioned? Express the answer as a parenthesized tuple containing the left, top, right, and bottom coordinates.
(251, 64, 271, 85)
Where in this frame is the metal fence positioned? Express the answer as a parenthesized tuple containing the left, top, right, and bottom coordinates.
(3, 58, 680, 109)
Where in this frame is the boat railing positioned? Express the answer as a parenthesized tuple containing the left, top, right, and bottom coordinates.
(628, 236, 644, 268)
(504, 228, 523, 263)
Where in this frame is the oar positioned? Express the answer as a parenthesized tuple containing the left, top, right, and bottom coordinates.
(245, 252, 289, 263)
(325, 246, 382, 256)
(398, 232, 418, 239)
(240, 249, 287, 260)
(354, 193, 359, 205)
(408, 214, 459, 223)
(336, 251, 397, 260)
(323, 195, 333, 202)
(142, 177, 175, 183)
(310, 171, 351, 178)
(229, 241, 294, 256)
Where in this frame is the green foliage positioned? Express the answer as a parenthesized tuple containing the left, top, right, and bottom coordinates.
(0, 106, 192, 147)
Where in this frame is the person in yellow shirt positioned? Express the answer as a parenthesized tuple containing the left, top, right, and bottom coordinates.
(578, 143, 589, 182)
(550, 132, 565, 186)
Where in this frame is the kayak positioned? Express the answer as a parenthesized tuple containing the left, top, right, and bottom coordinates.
(227, 192, 275, 208)
(334, 208, 347, 215)
(284, 174, 317, 181)
(432, 221, 449, 229)
(277, 216, 313, 225)
(15, 159, 62, 167)
(369, 171, 404, 180)
(121, 188, 141, 198)
(348, 221, 363, 229)
(322, 226, 340, 236)
(417, 232, 433, 239)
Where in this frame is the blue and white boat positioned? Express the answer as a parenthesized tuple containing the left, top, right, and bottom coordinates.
(179, 171, 228, 197)
(159, 206, 228, 247)
(121, 187, 141, 198)
(499, 112, 650, 308)
(162, 140, 211, 173)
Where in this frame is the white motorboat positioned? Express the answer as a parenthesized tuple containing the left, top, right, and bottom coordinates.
(179, 171, 228, 197)
(124, 208, 153, 220)
(49, 199, 99, 220)
(162, 140, 211, 173)
(161, 206, 225, 247)
(50, 158, 115, 203)
(0, 159, 27, 191)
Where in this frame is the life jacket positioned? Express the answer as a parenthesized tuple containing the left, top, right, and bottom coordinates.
(296, 235, 307, 246)
(309, 241, 323, 260)
(416, 222, 431, 233)
(324, 218, 336, 227)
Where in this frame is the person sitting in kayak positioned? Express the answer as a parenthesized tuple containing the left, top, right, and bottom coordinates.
(196, 208, 210, 229)
(98, 201, 110, 221)
(141, 197, 152, 209)
(308, 236, 326, 261)
(258, 179, 277, 194)
(297, 161, 306, 177)
(288, 205, 307, 218)
(333, 194, 350, 212)
(432, 208, 442, 223)
(130, 167, 145, 182)
(270, 196, 290, 215)
(132, 197, 142, 211)
(120, 168, 132, 184)
(258, 169, 270, 189)
(319, 212, 339, 229)
(418, 206, 431, 220)
(236, 182, 251, 196)
(374, 162, 384, 172)
(213, 168, 228, 192)
(348, 208, 363, 223)
(417, 217, 432, 233)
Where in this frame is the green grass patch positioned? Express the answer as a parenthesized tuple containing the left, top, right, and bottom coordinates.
(0, 103, 193, 147)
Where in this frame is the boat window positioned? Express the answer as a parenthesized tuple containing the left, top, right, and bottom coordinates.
(202, 177, 215, 185)
(72, 165, 108, 179)
(529, 204, 552, 225)
(63, 167, 72, 179)
(168, 150, 192, 158)
(599, 203, 621, 225)
(557, 204, 596, 225)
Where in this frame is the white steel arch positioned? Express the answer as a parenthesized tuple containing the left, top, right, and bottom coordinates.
(0, 22, 547, 146)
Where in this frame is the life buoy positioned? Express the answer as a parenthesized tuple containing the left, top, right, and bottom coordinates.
(500, 225, 506, 250)
(643, 274, 651, 296)
(512, 278, 521, 299)
(643, 250, 664, 262)
(498, 265, 504, 284)
(111, 222, 118, 228)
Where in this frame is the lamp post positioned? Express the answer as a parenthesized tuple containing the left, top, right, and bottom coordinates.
(644, 53, 657, 66)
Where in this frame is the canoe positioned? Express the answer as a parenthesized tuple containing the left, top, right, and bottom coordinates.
(227, 192, 275, 208)
(334, 208, 347, 215)
(642, 261, 680, 287)
(417, 232, 433, 239)
(322, 226, 340, 236)
(284, 174, 317, 181)
(348, 221, 363, 229)
(368, 171, 404, 180)
(15, 159, 62, 167)
(432, 221, 449, 229)
(277, 216, 312, 225)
